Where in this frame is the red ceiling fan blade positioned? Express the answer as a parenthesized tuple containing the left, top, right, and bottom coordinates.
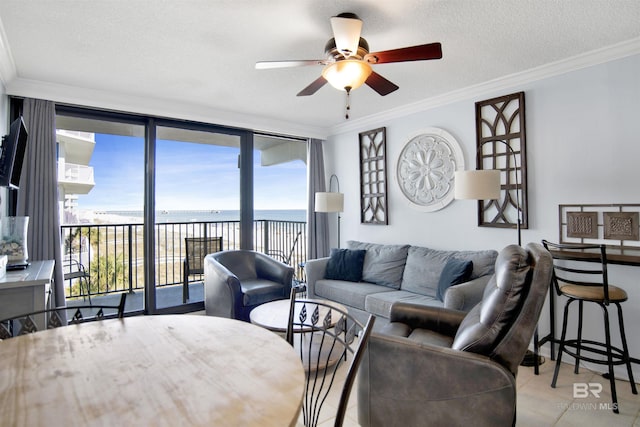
(365, 71, 399, 96)
(297, 76, 328, 96)
(365, 42, 442, 64)
(256, 60, 327, 70)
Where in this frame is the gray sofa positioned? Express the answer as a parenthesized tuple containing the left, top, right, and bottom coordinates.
(305, 240, 498, 329)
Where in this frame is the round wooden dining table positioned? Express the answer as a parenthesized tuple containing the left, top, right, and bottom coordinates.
(0, 315, 304, 426)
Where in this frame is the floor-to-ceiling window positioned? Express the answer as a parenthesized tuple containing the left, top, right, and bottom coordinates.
(41, 102, 307, 314)
(55, 112, 147, 313)
(154, 124, 242, 309)
(253, 134, 308, 282)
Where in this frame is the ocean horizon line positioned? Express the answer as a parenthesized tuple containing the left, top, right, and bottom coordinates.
(88, 208, 307, 223)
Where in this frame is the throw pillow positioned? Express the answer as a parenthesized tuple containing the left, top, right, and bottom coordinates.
(325, 248, 366, 282)
(436, 259, 473, 302)
(346, 241, 410, 289)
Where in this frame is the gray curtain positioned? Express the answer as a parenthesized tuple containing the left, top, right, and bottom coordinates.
(306, 138, 329, 259)
(17, 98, 65, 308)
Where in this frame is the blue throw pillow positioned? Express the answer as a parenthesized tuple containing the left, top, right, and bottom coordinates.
(325, 248, 366, 282)
(437, 259, 474, 302)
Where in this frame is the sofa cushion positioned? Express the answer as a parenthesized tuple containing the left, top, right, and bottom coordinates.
(452, 245, 531, 355)
(365, 290, 442, 319)
(347, 241, 409, 289)
(325, 248, 366, 282)
(451, 250, 499, 279)
(314, 279, 394, 311)
(401, 246, 498, 297)
(436, 259, 473, 302)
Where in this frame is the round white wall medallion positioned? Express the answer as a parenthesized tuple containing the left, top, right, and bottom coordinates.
(396, 128, 465, 212)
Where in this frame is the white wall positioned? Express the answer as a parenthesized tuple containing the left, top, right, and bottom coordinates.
(325, 53, 640, 380)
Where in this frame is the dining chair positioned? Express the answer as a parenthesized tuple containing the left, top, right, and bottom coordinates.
(183, 236, 223, 303)
(63, 258, 92, 303)
(286, 288, 375, 427)
(541, 240, 637, 413)
(0, 293, 127, 339)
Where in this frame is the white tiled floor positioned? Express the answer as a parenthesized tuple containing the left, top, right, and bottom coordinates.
(303, 358, 640, 426)
(515, 360, 640, 426)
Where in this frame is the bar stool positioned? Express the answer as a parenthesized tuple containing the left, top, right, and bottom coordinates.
(542, 240, 637, 413)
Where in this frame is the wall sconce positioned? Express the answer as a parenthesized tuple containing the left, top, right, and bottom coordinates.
(454, 139, 522, 246)
(315, 174, 344, 248)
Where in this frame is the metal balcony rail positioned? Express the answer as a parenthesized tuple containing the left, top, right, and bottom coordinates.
(61, 219, 307, 301)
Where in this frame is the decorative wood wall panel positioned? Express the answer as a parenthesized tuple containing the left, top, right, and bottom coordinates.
(359, 127, 388, 224)
(475, 92, 528, 230)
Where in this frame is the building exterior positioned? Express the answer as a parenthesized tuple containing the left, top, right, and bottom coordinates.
(56, 130, 95, 224)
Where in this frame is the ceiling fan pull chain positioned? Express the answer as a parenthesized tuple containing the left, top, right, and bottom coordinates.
(345, 86, 352, 119)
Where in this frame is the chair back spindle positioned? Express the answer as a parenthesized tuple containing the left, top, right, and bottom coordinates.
(286, 288, 374, 427)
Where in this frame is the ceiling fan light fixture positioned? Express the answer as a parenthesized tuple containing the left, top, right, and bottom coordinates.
(330, 14, 363, 57)
(322, 60, 372, 91)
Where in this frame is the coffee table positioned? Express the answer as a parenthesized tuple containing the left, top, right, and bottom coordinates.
(250, 298, 347, 371)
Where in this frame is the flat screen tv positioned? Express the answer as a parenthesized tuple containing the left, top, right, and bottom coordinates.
(0, 116, 28, 189)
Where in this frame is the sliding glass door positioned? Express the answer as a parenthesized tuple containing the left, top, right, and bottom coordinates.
(153, 124, 242, 309)
(252, 135, 307, 282)
(47, 101, 307, 315)
(56, 113, 146, 313)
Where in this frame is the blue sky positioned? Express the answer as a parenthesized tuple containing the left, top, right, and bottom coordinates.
(78, 134, 307, 211)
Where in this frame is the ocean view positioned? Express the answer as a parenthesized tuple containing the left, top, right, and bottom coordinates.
(92, 209, 307, 224)
(62, 208, 308, 299)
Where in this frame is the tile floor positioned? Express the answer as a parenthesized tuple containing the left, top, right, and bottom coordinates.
(302, 357, 640, 426)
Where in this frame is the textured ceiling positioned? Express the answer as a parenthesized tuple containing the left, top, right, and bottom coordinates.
(0, 0, 639, 135)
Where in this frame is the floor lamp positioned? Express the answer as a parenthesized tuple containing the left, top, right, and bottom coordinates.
(454, 139, 522, 246)
(315, 174, 344, 248)
(454, 140, 538, 367)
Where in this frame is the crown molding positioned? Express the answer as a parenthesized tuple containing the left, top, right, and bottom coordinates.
(6, 78, 330, 139)
(330, 37, 640, 136)
(4, 37, 639, 140)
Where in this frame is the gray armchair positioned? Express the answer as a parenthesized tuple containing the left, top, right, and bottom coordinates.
(204, 250, 294, 321)
(357, 243, 553, 427)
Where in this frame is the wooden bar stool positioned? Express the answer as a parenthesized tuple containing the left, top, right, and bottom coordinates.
(542, 240, 637, 413)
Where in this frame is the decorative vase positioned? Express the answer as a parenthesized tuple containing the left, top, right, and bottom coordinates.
(0, 216, 29, 264)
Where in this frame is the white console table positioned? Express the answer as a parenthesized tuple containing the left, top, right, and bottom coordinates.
(0, 260, 55, 328)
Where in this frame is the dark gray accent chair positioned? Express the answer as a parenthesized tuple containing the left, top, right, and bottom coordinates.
(204, 250, 294, 322)
(357, 243, 553, 427)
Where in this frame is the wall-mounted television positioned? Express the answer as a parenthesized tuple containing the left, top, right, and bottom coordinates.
(0, 116, 28, 189)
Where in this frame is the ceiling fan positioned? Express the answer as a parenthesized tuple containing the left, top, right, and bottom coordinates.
(256, 12, 443, 116)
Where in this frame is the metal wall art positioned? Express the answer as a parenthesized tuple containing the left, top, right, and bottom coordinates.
(475, 91, 528, 229)
(566, 212, 599, 238)
(559, 204, 640, 249)
(604, 212, 639, 241)
(359, 127, 388, 224)
(396, 127, 464, 212)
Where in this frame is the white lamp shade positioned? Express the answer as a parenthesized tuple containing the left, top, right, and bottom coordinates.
(454, 170, 501, 200)
(330, 15, 362, 57)
(315, 192, 344, 213)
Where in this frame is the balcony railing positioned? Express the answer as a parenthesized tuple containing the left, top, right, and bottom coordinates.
(61, 220, 307, 301)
